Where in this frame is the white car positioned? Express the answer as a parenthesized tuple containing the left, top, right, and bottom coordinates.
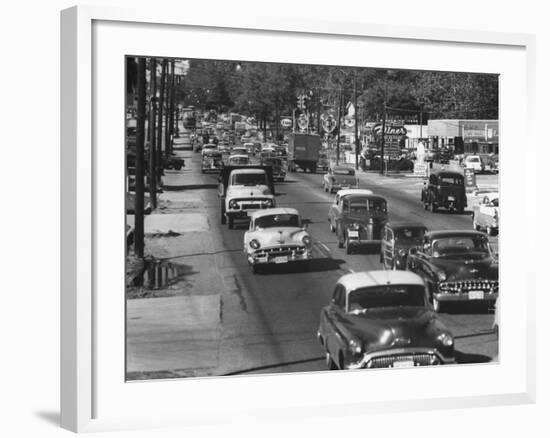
(244, 208, 312, 273)
(463, 155, 484, 173)
(201, 143, 218, 155)
(228, 154, 250, 166)
(472, 192, 499, 235)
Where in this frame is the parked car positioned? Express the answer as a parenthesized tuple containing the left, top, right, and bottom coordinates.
(380, 222, 427, 270)
(406, 230, 499, 312)
(333, 193, 388, 254)
(421, 170, 467, 214)
(317, 271, 456, 370)
(463, 155, 484, 173)
(327, 189, 374, 233)
(244, 208, 312, 274)
(323, 166, 359, 193)
(472, 192, 499, 236)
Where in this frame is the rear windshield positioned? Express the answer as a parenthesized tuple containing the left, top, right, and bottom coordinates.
(232, 173, 267, 186)
(334, 168, 355, 176)
(439, 174, 463, 185)
(348, 285, 426, 311)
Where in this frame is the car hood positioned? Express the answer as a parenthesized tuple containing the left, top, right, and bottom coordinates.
(430, 256, 497, 281)
(343, 307, 444, 349)
(248, 227, 308, 248)
(227, 185, 273, 198)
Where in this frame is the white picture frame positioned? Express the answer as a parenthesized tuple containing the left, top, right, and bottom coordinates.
(61, 5, 536, 433)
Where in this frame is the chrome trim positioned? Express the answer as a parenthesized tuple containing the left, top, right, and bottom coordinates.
(347, 347, 454, 369)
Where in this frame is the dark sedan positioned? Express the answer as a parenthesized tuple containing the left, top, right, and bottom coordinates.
(318, 271, 456, 370)
(380, 222, 427, 270)
(406, 230, 499, 312)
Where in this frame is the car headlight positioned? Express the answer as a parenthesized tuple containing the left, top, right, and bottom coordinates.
(398, 248, 407, 257)
(228, 200, 237, 209)
(302, 235, 312, 247)
(348, 339, 362, 354)
(437, 332, 454, 347)
(249, 239, 260, 250)
(437, 271, 447, 282)
(350, 222, 360, 230)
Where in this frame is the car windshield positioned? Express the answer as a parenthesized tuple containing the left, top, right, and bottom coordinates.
(254, 214, 300, 229)
(395, 227, 425, 241)
(348, 285, 426, 312)
(431, 236, 490, 258)
(439, 175, 463, 185)
(333, 168, 355, 176)
(232, 173, 267, 186)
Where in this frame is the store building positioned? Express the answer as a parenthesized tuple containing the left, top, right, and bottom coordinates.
(427, 119, 499, 155)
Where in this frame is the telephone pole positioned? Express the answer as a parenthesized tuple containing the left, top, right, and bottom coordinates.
(134, 57, 146, 258)
(167, 59, 175, 155)
(148, 58, 157, 209)
(156, 59, 166, 181)
(336, 87, 343, 165)
(164, 61, 172, 159)
(353, 72, 359, 170)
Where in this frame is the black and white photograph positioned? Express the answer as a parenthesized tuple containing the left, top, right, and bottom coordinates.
(125, 57, 500, 380)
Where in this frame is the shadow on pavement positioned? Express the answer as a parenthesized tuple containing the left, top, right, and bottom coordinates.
(163, 183, 219, 191)
(254, 258, 345, 275)
(454, 350, 493, 364)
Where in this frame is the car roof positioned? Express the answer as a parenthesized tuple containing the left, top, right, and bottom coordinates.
(385, 221, 427, 230)
(249, 207, 299, 220)
(336, 189, 374, 197)
(425, 230, 488, 239)
(230, 168, 266, 174)
(338, 270, 425, 292)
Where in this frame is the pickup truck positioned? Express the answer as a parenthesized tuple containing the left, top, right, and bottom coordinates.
(218, 166, 275, 229)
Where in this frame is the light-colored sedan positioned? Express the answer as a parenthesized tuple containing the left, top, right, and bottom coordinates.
(323, 166, 359, 193)
(472, 192, 499, 235)
(463, 155, 484, 173)
(244, 208, 312, 274)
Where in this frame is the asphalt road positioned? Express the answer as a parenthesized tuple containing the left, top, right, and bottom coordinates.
(126, 142, 498, 379)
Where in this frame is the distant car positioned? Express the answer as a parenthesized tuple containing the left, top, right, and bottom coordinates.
(228, 154, 250, 166)
(201, 150, 223, 173)
(323, 166, 359, 193)
(201, 143, 218, 154)
(244, 208, 312, 274)
(317, 271, 456, 370)
(421, 170, 467, 214)
(230, 147, 248, 156)
(463, 155, 484, 173)
(333, 193, 388, 254)
(380, 222, 427, 270)
(316, 152, 330, 172)
(327, 189, 374, 233)
(472, 192, 499, 236)
(406, 230, 499, 312)
(243, 142, 255, 155)
(261, 157, 287, 182)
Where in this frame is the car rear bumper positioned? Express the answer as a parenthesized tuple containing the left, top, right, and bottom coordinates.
(434, 291, 498, 303)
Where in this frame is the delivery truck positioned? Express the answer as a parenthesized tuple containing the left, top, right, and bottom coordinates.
(287, 133, 321, 173)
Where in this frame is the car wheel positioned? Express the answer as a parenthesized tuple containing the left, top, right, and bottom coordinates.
(433, 296, 443, 313)
(456, 206, 464, 214)
(329, 220, 335, 232)
(472, 217, 479, 230)
(221, 205, 226, 225)
(337, 226, 344, 248)
(251, 264, 258, 274)
(487, 226, 494, 236)
(326, 352, 338, 370)
(345, 234, 352, 255)
(228, 216, 234, 229)
(324, 184, 328, 193)
(424, 202, 428, 210)
(430, 201, 437, 213)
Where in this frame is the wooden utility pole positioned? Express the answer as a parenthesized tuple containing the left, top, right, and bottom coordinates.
(164, 61, 172, 159)
(336, 87, 343, 165)
(317, 88, 322, 135)
(134, 57, 146, 258)
(148, 58, 157, 209)
(167, 59, 175, 155)
(380, 101, 387, 175)
(354, 72, 359, 170)
(156, 59, 166, 181)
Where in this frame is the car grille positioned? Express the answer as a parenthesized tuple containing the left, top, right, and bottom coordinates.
(233, 198, 271, 210)
(255, 245, 306, 258)
(439, 280, 498, 293)
(367, 353, 440, 368)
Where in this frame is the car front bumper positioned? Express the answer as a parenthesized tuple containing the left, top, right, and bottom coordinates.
(248, 248, 312, 265)
(347, 347, 455, 369)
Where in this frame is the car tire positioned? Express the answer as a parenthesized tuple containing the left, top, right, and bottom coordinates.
(337, 225, 344, 248)
(251, 264, 258, 275)
(345, 234, 352, 255)
(228, 216, 234, 229)
(329, 220, 335, 232)
(487, 226, 494, 236)
(456, 206, 464, 215)
(430, 201, 437, 213)
(221, 205, 226, 225)
(324, 184, 328, 193)
(424, 202, 428, 211)
(326, 352, 338, 370)
(432, 296, 443, 313)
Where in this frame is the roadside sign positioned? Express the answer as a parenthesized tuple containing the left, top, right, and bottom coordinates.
(413, 163, 429, 178)
(280, 118, 292, 129)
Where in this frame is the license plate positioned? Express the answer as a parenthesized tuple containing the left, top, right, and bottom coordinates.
(348, 230, 359, 238)
(393, 360, 414, 368)
(448, 196, 456, 201)
(468, 291, 484, 300)
(273, 256, 288, 264)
